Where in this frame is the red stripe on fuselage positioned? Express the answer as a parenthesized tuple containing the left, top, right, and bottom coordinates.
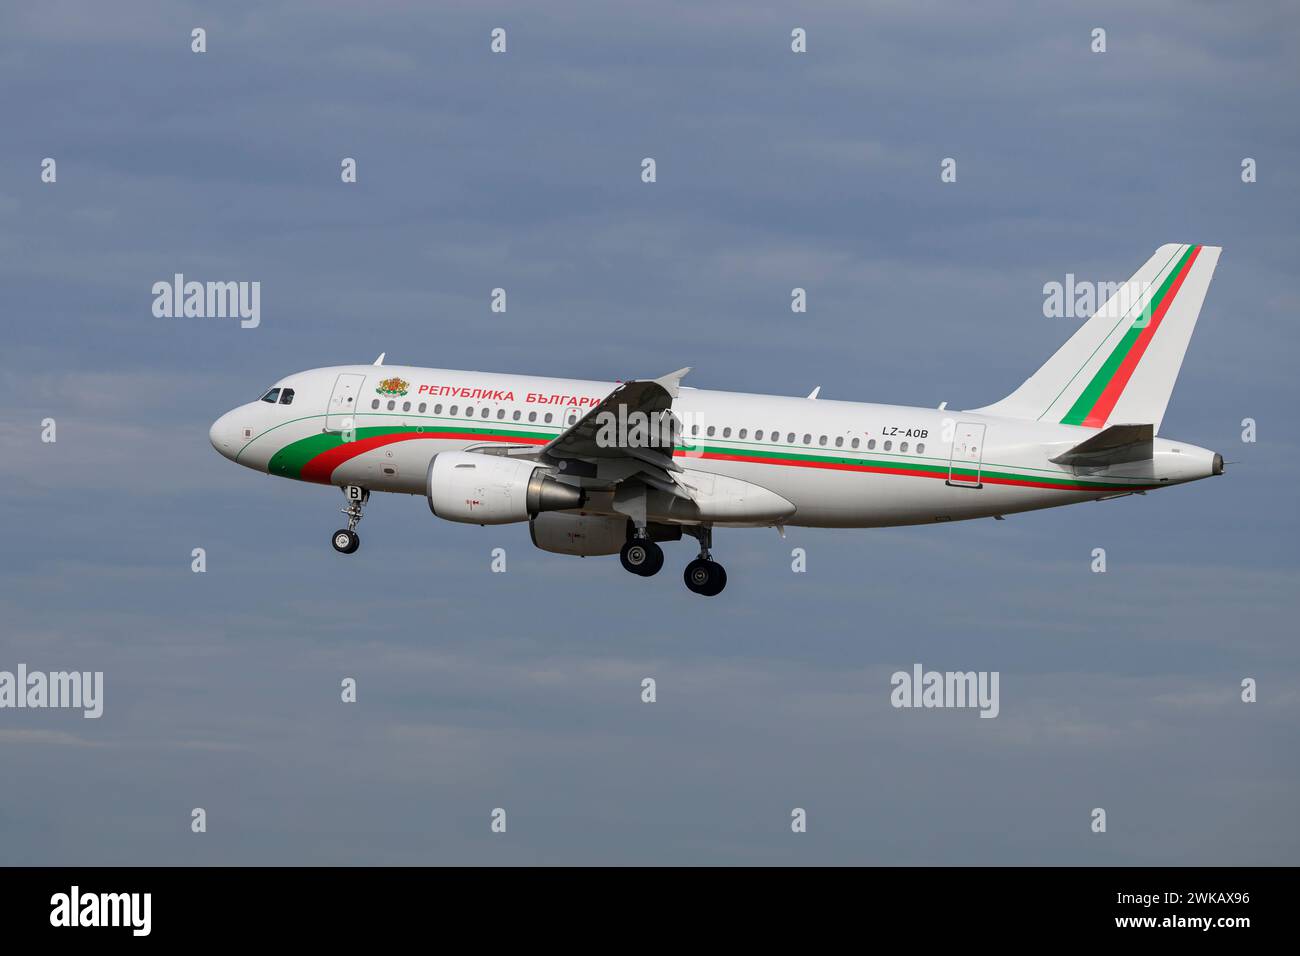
(299, 433, 1146, 493)
(676, 450, 1149, 492)
(300, 431, 548, 484)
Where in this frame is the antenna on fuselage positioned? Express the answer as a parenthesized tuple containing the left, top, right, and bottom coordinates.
(806, 386, 820, 400)
(373, 353, 385, 366)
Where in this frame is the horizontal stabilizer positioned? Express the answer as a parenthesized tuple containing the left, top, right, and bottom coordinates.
(1050, 423, 1153, 466)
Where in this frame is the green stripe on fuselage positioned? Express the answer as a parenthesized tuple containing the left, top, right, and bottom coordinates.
(265, 424, 1145, 491)
(267, 424, 555, 478)
(679, 443, 1139, 490)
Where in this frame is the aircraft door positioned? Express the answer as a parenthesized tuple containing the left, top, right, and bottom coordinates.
(325, 373, 365, 433)
(946, 422, 987, 488)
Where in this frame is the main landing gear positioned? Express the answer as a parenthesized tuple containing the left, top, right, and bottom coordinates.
(619, 525, 726, 596)
(683, 525, 726, 597)
(331, 485, 368, 555)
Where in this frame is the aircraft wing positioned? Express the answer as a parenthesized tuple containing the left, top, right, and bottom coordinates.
(540, 367, 693, 497)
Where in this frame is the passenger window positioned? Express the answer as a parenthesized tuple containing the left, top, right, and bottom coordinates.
(418, 402, 427, 413)
(900, 441, 908, 453)
(851, 438, 860, 449)
(544, 413, 553, 423)
(835, 436, 843, 447)
(722, 427, 731, 438)
(691, 425, 699, 436)
(402, 401, 411, 412)
(497, 409, 505, 419)
(884, 440, 892, 451)
(818, 435, 827, 446)
(371, 399, 380, 410)
(434, 404, 442, 414)
(466, 407, 475, 417)
(260, 388, 280, 403)
(482, 408, 490, 418)
(739, 428, 747, 439)
(528, 412, 537, 422)
(707, 426, 716, 437)
(279, 388, 295, 405)
(755, 430, 763, 441)
(868, 439, 876, 450)
(917, 443, 925, 454)
(803, 434, 811, 444)
(786, 432, 795, 443)
(513, 410, 521, 421)
(386, 400, 395, 411)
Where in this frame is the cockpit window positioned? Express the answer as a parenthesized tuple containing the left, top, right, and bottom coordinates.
(279, 388, 294, 405)
(260, 388, 281, 403)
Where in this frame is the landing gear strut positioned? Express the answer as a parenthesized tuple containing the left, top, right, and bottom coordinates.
(332, 486, 368, 555)
(683, 526, 726, 596)
(620, 530, 664, 577)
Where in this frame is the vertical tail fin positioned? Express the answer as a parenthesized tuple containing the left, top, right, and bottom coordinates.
(974, 243, 1221, 433)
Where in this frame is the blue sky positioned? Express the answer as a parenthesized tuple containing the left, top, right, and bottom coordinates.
(1, 0, 1297, 864)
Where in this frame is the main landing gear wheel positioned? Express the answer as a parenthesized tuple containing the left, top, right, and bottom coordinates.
(620, 539, 664, 577)
(682, 525, 725, 595)
(332, 485, 369, 555)
(332, 529, 360, 554)
(683, 558, 727, 596)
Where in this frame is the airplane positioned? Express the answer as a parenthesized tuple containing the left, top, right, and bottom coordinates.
(210, 243, 1223, 596)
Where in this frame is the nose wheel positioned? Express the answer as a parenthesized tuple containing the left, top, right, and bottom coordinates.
(332, 485, 368, 555)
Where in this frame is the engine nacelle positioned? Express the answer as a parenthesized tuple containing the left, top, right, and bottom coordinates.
(529, 512, 627, 556)
(427, 451, 584, 525)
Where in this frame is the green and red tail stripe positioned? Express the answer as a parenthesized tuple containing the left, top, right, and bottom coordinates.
(1061, 244, 1201, 428)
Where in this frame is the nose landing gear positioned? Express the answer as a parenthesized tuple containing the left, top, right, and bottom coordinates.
(331, 485, 368, 555)
(332, 529, 360, 554)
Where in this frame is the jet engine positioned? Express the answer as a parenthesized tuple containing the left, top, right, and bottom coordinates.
(427, 451, 584, 525)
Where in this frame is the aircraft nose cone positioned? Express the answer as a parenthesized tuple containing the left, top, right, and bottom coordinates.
(209, 411, 238, 460)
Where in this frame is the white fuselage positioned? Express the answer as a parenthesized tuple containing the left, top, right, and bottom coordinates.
(209, 364, 1221, 529)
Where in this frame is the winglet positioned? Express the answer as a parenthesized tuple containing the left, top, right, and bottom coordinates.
(653, 367, 691, 398)
(372, 353, 386, 366)
(807, 386, 821, 400)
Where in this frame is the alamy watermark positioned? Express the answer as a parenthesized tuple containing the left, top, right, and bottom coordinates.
(890, 663, 999, 718)
(50, 886, 150, 936)
(1042, 275, 1153, 324)
(152, 274, 260, 328)
(594, 407, 678, 449)
(0, 664, 103, 718)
